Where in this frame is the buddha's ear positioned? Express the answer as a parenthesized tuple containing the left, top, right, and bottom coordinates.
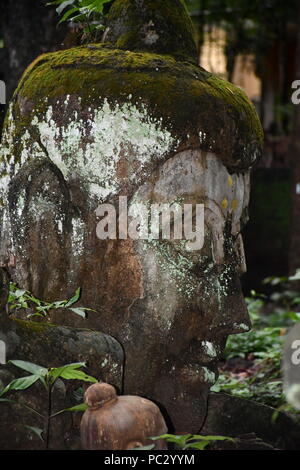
(7, 157, 77, 296)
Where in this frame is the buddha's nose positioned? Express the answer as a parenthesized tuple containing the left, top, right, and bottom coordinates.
(196, 272, 252, 336)
(222, 285, 252, 335)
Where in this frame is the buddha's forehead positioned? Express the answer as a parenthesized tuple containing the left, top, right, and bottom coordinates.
(1, 98, 175, 205)
(132, 149, 250, 235)
(1, 97, 250, 213)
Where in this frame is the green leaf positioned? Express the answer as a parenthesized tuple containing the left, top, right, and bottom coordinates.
(188, 435, 234, 442)
(0, 397, 16, 403)
(56, 0, 75, 15)
(58, 6, 80, 24)
(49, 362, 86, 382)
(49, 363, 97, 384)
(14, 289, 27, 298)
(27, 312, 45, 319)
(24, 425, 44, 442)
(184, 436, 234, 450)
(0, 398, 43, 417)
(88, 0, 108, 14)
(70, 12, 88, 22)
(59, 369, 98, 383)
(64, 403, 88, 412)
(0, 375, 40, 396)
(52, 300, 68, 308)
(151, 434, 192, 447)
(8, 360, 48, 377)
(69, 307, 87, 318)
(134, 444, 155, 450)
(51, 402, 88, 418)
(65, 288, 81, 307)
(184, 441, 210, 450)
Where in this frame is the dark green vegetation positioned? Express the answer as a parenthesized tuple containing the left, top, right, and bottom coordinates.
(212, 271, 300, 412)
(137, 433, 235, 450)
(47, 0, 112, 41)
(0, 360, 96, 449)
(8, 283, 94, 319)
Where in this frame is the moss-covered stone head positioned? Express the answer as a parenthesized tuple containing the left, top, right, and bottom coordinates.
(0, 0, 263, 433)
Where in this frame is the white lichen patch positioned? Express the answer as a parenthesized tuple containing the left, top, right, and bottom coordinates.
(233, 322, 250, 332)
(16, 189, 26, 217)
(71, 217, 85, 257)
(144, 238, 198, 300)
(201, 340, 217, 358)
(56, 219, 63, 235)
(100, 357, 109, 368)
(1, 97, 176, 205)
(201, 366, 216, 383)
(29, 98, 174, 203)
(28, 196, 55, 220)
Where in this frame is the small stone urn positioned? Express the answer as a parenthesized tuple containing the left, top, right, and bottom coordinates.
(80, 382, 168, 450)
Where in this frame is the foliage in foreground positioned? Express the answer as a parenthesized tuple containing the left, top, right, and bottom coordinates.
(212, 270, 300, 411)
(135, 434, 234, 451)
(0, 360, 96, 448)
(47, 0, 113, 41)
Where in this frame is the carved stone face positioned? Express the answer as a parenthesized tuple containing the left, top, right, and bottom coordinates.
(116, 149, 251, 432)
(0, 95, 252, 432)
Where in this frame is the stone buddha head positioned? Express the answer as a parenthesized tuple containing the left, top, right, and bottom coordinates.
(0, 0, 263, 432)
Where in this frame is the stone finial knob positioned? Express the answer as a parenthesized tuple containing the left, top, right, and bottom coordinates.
(81, 382, 168, 450)
(84, 382, 117, 409)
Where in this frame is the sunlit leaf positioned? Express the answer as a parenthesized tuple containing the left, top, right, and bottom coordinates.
(49, 362, 86, 382)
(56, 0, 75, 15)
(9, 360, 47, 377)
(134, 444, 155, 450)
(69, 307, 87, 318)
(65, 288, 81, 307)
(24, 425, 44, 442)
(51, 402, 88, 417)
(59, 369, 98, 383)
(0, 375, 40, 397)
(58, 6, 80, 23)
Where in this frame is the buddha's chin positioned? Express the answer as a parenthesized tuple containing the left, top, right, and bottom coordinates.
(153, 365, 216, 433)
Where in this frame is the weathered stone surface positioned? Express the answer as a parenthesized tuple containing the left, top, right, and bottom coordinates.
(0, 0, 263, 435)
(201, 392, 300, 450)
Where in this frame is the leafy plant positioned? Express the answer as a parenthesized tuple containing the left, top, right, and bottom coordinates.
(0, 360, 97, 448)
(8, 283, 95, 319)
(47, 0, 113, 41)
(150, 433, 234, 450)
(212, 272, 300, 409)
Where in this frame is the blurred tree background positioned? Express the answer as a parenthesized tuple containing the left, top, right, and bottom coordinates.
(186, 0, 300, 291)
(0, 0, 300, 291)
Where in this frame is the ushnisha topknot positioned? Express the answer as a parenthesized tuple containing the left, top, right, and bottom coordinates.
(103, 0, 198, 63)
